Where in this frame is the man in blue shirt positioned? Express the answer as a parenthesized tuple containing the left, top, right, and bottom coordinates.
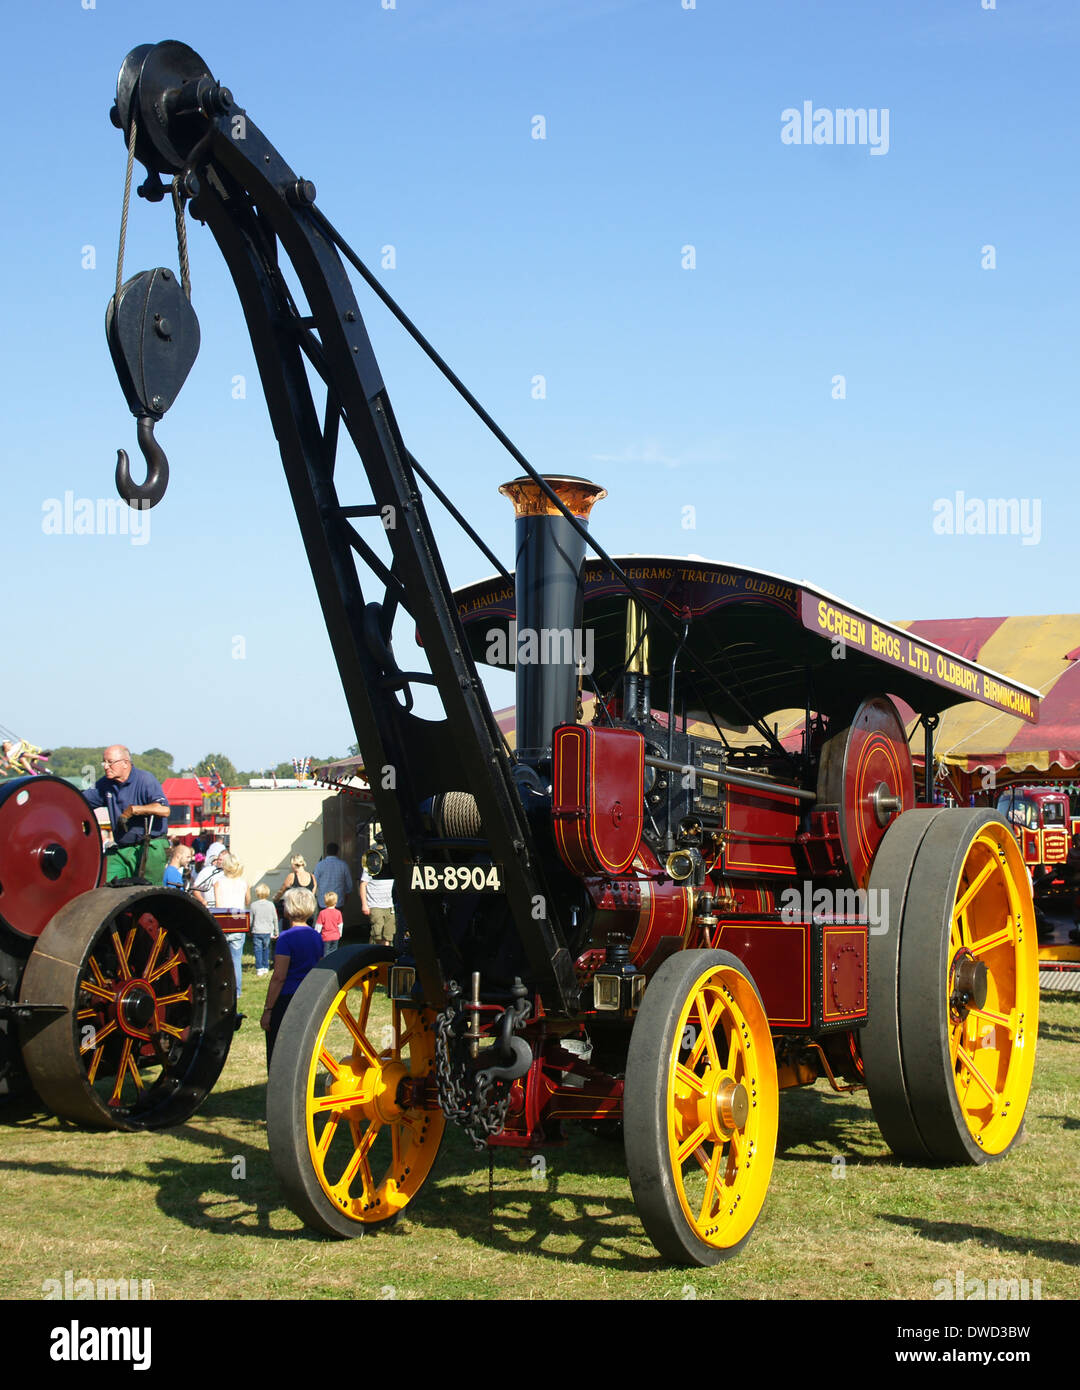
(82, 745, 171, 883)
(312, 842, 354, 912)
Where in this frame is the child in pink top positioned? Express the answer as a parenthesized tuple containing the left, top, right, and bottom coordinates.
(316, 890, 343, 955)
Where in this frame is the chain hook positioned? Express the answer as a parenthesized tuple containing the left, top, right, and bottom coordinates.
(115, 415, 169, 508)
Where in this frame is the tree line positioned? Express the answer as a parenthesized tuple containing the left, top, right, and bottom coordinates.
(38, 747, 359, 789)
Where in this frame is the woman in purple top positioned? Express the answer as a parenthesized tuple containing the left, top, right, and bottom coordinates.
(261, 886, 324, 1067)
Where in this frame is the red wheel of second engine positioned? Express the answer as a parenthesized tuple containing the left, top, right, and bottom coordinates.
(817, 696, 915, 889)
(0, 776, 103, 939)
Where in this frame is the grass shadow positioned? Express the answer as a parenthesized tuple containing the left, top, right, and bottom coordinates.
(880, 1213, 1080, 1266)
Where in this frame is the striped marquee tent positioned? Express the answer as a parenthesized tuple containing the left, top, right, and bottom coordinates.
(894, 615, 1080, 780)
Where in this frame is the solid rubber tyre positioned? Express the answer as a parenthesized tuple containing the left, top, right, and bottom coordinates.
(900, 811, 1038, 1162)
(267, 944, 445, 1238)
(624, 949, 778, 1265)
(861, 809, 946, 1158)
(862, 810, 1038, 1163)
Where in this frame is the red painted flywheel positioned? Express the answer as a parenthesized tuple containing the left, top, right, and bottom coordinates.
(0, 776, 103, 939)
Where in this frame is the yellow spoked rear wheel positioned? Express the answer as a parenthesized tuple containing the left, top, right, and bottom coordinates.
(905, 816, 1038, 1161)
(863, 810, 1038, 1163)
(625, 950, 778, 1265)
(268, 946, 444, 1236)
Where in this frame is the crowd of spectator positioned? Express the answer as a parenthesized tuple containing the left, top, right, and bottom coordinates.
(157, 834, 396, 1070)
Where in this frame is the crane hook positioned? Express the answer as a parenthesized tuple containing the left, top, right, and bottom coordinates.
(115, 415, 170, 509)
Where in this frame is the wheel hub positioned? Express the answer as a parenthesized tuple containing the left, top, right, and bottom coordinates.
(331, 1057, 408, 1125)
(38, 842, 69, 881)
(118, 980, 158, 1034)
(871, 782, 902, 828)
(950, 949, 988, 1017)
(714, 1077, 749, 1134)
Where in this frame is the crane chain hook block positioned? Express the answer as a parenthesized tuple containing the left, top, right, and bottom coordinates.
(106, 266, 200, 508)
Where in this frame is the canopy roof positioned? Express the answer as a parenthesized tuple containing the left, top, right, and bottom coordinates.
(454, 557, 1040, 730)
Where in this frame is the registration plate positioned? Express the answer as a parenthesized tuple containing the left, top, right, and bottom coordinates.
(409, 863, 503, 893)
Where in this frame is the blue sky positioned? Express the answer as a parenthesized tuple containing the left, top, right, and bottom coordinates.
(1, 0, 1075, 770)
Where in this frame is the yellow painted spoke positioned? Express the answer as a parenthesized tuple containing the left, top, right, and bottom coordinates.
(685, 1006, 709, 1073)
(698, 1143, 724, 1225)
(691, 1142, 712, 1174)
(79, 1019, 117, 1053)
(969, 926, 1015, 960)
(123, 926, 137, 966)
(391, 1120, 401, 1172)
(127, 1049, 145, 1090)
(967, 1005, 1015, 1034)
(319, 1048, 343, 1081)
(336, 1121, 380, 1195)
(87, 1046, 106, 1084)
(148, 951, 183, 984)
(156, 1022, 185, 1040)
(111, 930, 133, 982)
(337, 1001, 380, 1068)
(674, 1062, 707, 1098)
(88, 956, 109, 989)
(143, 927, 167, 980)
(153, 988, 192, 1008)
(698, 995, 723, 1073)
(311, 1087, 366, 1113)
(354, 979, 376, 1038)
(80, 978, 114, 1003)
(953, 860, 997, 924)
(684, 992, 722, 1076)
(955, 1046, 997, 1103)
(316, 1116, 338, 1159)
(710, 997, 738, 1073)
(676, 1121, 710, 1165)
(724, 1131, 742, 1184)
(110, 1039, 134, 1103)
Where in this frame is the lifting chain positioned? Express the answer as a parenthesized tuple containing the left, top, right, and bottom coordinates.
(434, 983, 513, 1152)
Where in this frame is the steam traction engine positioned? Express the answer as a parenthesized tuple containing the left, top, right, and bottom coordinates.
(996, 785, 1080, 990)
(0, 778, 235, 1128)
(103, 40, 1041, 1264)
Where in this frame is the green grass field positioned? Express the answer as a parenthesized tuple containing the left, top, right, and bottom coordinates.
(1, 966, 1077, 1302)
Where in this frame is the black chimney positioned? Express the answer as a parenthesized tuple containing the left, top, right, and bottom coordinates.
(498, 476, 606, 766)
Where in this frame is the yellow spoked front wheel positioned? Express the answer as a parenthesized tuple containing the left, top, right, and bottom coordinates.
(267, 946, 445, 1237)
(624, 950, 778, 1265)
